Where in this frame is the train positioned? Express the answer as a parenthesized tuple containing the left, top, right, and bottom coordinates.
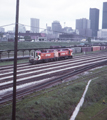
(29, 45, 107, 64)
(71, 46, 107, 53)
(29, 48, 73, 64)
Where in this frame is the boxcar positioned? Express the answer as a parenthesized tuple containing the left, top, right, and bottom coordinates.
(104, 46, 107, 49)
(100, 46, 106, 50)
(81, 47, 92, 53)
(92, 46, 101, 51)
(75, 47, 81, 53)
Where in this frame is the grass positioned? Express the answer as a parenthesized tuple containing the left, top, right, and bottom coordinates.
(0, 59, 28, 66)
(0, 79, 87, 120)
(0, 41, 77, 50)
(76, 67, 107, 120)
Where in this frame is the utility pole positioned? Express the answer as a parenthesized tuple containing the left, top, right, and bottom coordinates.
(12, 0, 19, 120)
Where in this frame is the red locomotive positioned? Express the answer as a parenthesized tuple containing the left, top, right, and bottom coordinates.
(29, 48, 73, 64)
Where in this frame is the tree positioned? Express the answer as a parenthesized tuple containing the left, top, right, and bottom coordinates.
(24, 36, 31, 41)
(87, 37, 91, 44)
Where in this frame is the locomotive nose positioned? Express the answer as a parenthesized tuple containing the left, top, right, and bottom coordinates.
(37, 55, 41, 60)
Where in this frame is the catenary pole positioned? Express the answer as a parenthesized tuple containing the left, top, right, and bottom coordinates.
(12, 0, 19, 120)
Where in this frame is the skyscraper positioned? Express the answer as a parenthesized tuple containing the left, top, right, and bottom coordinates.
(76, 18, 90, 29)
(52, 21, 62, 34)
(0, 27, 5, 32)
(102, 2, 107, 29)
(76, 18, 92, 37)
(89, 8, 99, 37)
(30, 18, 39, 33)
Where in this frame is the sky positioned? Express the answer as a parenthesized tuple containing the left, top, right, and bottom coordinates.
(0, 0, 106, 32)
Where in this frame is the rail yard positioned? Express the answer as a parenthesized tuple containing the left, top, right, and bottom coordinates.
(1, 43, 107, 119)
(0, 50, 107, 104)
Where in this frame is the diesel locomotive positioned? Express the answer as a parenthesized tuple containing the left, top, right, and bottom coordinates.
(29, 48, 73, 64)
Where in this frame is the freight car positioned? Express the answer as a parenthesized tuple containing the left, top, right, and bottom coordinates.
(81, 47, 92, 53)
(71, 45, 106, 53)
(100, 46, 106, 50)
(74, 47, 82, 53)
(92, 46, 101, 51)
(29, 48, 73, 64)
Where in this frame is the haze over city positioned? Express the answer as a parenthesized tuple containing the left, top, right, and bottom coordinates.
(0, 0, 106, 31)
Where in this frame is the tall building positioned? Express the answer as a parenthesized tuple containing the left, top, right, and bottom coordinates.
(76, 18, 92, 37)
(30, 18, 39, 33)
(62, 27, 73, 33)
(52, 21, 62, 34)
(97, 29, 107, 39)
(18, 24, 26, 33)
(0, 27, 5, 32)
(102, 2, 107, 29)
(89, 8, 99, 37)
(76, 18, 90, 29)
(13, 24, 26, 33)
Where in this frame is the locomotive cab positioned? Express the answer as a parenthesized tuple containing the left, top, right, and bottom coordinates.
(68, 49, 73, 57)
(29, 51, 41, 64)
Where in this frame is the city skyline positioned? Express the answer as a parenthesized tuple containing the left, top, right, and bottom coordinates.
(0, 0, 106, 31)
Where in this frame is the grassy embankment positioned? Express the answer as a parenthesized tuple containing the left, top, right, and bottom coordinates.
(76, 66, 107, 120)
(0, 59, 28, 66)
(0, 41, 77, 50)
(1, 66, 107, 120)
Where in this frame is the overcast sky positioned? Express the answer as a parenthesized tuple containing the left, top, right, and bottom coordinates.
(0, 0, 106, 31)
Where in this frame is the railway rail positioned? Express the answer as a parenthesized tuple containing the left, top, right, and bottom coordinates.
(0, 52, 107, 104)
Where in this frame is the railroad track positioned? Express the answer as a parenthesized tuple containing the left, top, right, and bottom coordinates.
(0, 50, 106, 70)
(0, 52, 107, 104)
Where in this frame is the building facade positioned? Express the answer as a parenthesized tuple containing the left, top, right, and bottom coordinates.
(0, 27, 5, 32)
(89, 8, 99, 37)
(62, 27, 73, 33)
(76, 18, 92, 37)
(97, 29, 107, 39)
(13, 24, 26, 33)
(52, 21, 62, 34)
(102, 2, 107, 29)
(30, 18, 39, 33)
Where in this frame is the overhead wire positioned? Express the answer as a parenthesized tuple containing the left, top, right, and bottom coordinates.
(0, 23, 15, 28)
(0, 23, 77, 36)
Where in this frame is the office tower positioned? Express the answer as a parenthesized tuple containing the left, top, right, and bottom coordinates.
(30, 18, 39, 33)
(76, 18, 92, 37)
(97, 29, 107, 38)
(18, 24, 26, 33)
(89, 8, 99, 37)
(52, 21, 62, 34)
(102, 2, 107, 29)
(76, 18, 90, 29)
(13, 24, 26, 33)
(0, 27, 5, 32)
